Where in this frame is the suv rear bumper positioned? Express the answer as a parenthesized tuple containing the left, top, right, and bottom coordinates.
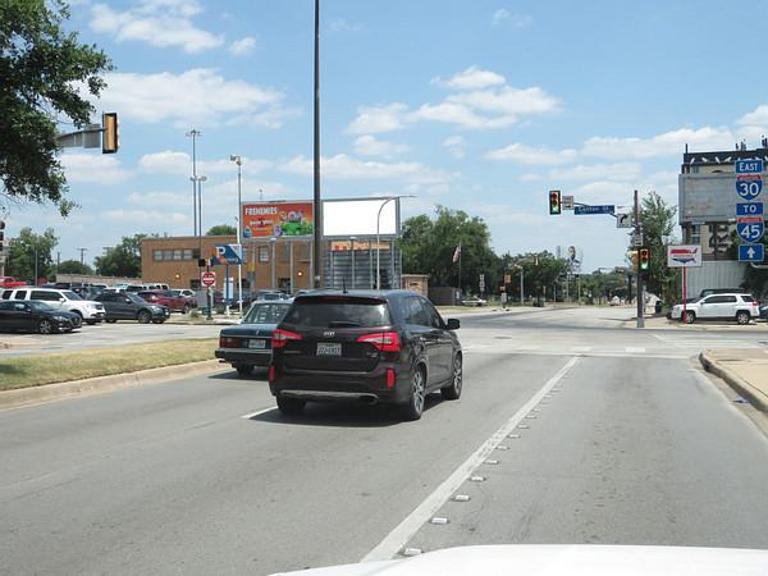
(270, 364, 413, 405)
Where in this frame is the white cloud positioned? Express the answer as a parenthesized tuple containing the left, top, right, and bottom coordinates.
(433, 66, 506, 90)
(60, 153, 132, 184)
(346, 103, 409, 134)
(228, 36, 256, 56)
(485, 143, 578, 165)
(279, 154, 456, 185)
(101, 208, 190, 225)
(549, 162, 642, 181)
(128, 190, 188, 205)
(89, 0, 224, 53)
(739, 105, 768, 126)
(491, 9, 533, 28)
(328, 17, 362, 32)
(347, 68, 559, 133)
(353, 135, 409, 157)
(519, 173, 542, 182)
(442, 136, 466, 159)
(95, 69, 294, 128)
(582, 127, 733, 159)
(139, 150, 273, 176)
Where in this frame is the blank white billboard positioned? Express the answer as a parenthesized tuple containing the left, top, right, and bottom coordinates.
(322, 198, 399, 238)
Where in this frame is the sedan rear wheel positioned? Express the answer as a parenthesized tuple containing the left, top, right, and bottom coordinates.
(137, 310, 152, 324)
(683, 311, 696, 324)
(402, 366, 426, 421)
(38, 319, 53, 334)
(441, 354, 463, 400)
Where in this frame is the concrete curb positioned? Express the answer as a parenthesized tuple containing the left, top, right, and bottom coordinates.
(0, 359, 229, 411)
(699, 351, 768, 413)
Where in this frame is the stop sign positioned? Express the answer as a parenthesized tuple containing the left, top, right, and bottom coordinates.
(201, 271, 216, 288)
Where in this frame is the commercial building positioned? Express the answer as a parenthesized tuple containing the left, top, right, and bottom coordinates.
(140, 197, 404, 293)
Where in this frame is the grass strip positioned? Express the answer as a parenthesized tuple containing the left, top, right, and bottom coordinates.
(0, 338, 217, 391)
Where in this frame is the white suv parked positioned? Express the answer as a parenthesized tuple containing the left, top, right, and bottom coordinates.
(0, 288, 106, 325)
(671, 293, 759, 325)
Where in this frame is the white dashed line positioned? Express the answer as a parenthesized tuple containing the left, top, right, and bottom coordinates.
(361, 355, 581, 563)
(240, 406, 276, 419)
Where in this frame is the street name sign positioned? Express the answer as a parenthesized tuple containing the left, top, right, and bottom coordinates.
(574, 205, 615, 215)
(739, 243, 764, 262)
(667, 245, 702, 268)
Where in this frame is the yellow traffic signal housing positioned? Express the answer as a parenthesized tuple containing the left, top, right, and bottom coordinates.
(102, 112, 118, 154)
(639, 247, 650, 271)
(549, 190, 562, 215)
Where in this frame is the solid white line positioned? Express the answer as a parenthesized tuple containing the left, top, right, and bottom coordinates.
(240, 406, 276, 419)
(360, 355, 581, 563)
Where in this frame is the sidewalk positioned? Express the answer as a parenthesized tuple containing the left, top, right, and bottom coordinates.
(626, 314, 768, 332)
(700, 349, 768, 412)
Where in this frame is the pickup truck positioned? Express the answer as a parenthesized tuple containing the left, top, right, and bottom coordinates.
(0, 276, 27, 289)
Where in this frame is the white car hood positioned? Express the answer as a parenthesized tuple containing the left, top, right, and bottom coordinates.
(270, 545, 768, 576)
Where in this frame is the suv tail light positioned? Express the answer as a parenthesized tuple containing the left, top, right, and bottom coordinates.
(272, 328, 302, 349)
(356, 331, 401, 353)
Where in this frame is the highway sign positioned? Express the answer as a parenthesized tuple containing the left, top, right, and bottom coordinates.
(735, 174, 763, 200)
(616, 212, 632, 228)
(737, 221, 765, 243)
(215, 243, 243, 265)
(201, 271, 216, 287)
(736, 202, 764, 216)
(562, 195, 574, 210)
(574, 205, 615, 215)
(667, 245, 702, 268)
(739, 243, 764, 262)
(735, 159, 763, 174)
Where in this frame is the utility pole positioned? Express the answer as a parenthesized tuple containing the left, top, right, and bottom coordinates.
(230, 155, 244, 313)
(186, 129, 201, 236)
(312, 0, 323, 288)
(78, 247, 88, 266)
(634, 189, 644, 328)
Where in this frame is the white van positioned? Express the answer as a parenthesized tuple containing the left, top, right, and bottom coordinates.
(0, 287, 106, 325)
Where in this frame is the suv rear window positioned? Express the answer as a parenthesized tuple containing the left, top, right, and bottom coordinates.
(283, 297, 391, 328)
(741, 295, 756, 303)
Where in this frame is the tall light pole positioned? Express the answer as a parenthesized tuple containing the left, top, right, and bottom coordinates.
(376, 195, 415, 290)
(186, 129, 201, 236)
(312, 0, 322, 288)
(197, 175, 207, 240)
(350, 236, 357, 289)
(230, 155, 244, 313)
(270, 237, 277, 290)
(77, 247, 88, 266)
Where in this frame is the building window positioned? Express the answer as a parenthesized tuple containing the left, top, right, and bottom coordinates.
(259, 246, 270, 263)
(163, 249, 173, 260)
(183, 249, 193, 260)
(173, 249, 182, 261)
(192, 248, 200, 259)
(690, 224, 701, 245)
(154, 250, 164, 261)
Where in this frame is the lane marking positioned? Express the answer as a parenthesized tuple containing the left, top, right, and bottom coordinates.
(240, 406, 276, 419)
(361, 355, 581, 563)
(625, 346, 646, 353)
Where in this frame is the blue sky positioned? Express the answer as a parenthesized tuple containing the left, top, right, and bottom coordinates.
(9, 0, 768, 272)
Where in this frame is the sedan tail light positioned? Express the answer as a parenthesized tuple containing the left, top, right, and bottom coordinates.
(356, 331, 401, 353)
(272, 328, 302, 349)
(219, 336, 240, 348)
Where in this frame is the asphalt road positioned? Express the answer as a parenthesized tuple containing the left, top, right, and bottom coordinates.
(2, 307, 768, 575)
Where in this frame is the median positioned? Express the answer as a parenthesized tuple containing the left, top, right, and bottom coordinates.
(0, 338, 218, 392)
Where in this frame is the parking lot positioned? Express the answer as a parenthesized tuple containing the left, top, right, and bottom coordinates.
(0, 321, 223, 356)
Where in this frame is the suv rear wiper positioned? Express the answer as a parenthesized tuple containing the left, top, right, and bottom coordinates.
(328, 320, 362, 327)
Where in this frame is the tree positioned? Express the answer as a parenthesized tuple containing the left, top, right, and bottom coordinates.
(206, 224, 237, 236)
(1, 0, 112, 215)
(94, 234, 145, 277)
(634, 191, 678, 301)
(56, 259, 93, 275)
(401, 206, 501, 294)
(5, 227, 58, 282)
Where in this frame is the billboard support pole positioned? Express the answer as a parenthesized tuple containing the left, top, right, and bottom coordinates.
(312, 0, 322, 289)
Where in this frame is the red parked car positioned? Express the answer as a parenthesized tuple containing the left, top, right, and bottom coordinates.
(137, 290, 191, 313)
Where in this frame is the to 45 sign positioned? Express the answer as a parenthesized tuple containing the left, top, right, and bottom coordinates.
(736, 219, 765, 243)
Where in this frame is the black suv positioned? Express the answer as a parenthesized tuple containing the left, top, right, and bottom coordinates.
(269, 290, 462, 420)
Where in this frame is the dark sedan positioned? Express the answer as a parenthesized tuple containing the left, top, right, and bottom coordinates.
(216, 300, 293, 376)
(94, 292, 170, 323)
(0, 300, 78, 334)
(269, 290, 462, 420)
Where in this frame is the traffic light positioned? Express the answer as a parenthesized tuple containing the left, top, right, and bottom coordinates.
(549, 190, 562, 215)
(639, 247, 650, 272)
(102, 112, 118, 154)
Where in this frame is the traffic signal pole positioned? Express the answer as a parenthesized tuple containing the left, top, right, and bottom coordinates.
(634, 189, 644, 328)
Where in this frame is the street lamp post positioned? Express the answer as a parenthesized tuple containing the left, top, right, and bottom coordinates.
(376, 195, 415, 290)
(350, 236, 356, 289)
(230, 155, 243, 314)
(186, 129, 200, 236)
(270, 237, 277, 290)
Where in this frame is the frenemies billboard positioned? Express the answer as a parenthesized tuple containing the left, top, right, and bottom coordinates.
(241, 201, 314, 239)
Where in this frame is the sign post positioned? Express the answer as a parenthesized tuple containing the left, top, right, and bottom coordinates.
(667, 245, 703, 322)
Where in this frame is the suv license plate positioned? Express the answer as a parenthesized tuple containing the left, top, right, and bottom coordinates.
(317, 342, 342, 356)
(248, 339, 266, 349)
